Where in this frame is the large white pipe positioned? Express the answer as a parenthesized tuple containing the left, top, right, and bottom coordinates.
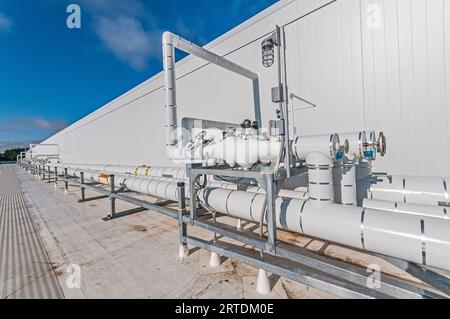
(207, 181, 308, 200)
(334, 161, 357, 206)
(163, 34, 178, 147)
(52, 163, 308, 200)
(306, 152, 334, 208)
(202, 136, 282, 169)
(333, 132, 369, 206)
(64, 167, 190, 201)
(292, 134, 341, 161)
(363, 199, 449, 220)
(199, 187, 450, 272)
(369, 175, 450, 206)
(55, 163, 188, 179)
(291, 134, 341, 208)
(61, 165, 308, 201)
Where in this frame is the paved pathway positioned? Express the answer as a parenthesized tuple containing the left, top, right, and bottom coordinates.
(0, 165, 63, 299)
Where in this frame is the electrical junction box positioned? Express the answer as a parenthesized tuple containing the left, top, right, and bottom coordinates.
(269, 119, 285, 136)
(271, 85, 284, 103)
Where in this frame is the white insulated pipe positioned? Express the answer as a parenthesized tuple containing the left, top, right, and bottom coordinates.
(54, 163, 187, 179)
(60, 165, 307, 201)
(163, 34, 178, 147)
(202, 136, 282, 169)
(292, 134, 341, 161)
(198, 187, 450, 272)
(306, 152, 334, 208)
(334, 162, 357, 206)
(333, 132, 368, 206)
(291, 134, 341, 208)
(369, 175, 450, 206)
(51, 163, 308, 200)
(363, 199, 449, 220)
(207, 182, 308, 200)
(64, 167, 190, 201)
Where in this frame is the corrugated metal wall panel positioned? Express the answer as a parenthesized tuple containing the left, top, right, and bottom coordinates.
(288, 0, 365, 136)
(288, 0, 450, 177)
(426, 0, 448, 177)
(445, 0, 450, 172)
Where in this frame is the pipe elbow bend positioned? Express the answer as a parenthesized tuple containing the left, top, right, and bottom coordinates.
(162, 31, 174, 45)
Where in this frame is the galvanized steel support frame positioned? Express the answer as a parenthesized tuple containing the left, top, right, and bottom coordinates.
(177, 166, 448, 299)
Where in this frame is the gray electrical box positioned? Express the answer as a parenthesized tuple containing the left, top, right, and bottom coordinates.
(271, 85, 284, 103)
(269, 119, 285, 136)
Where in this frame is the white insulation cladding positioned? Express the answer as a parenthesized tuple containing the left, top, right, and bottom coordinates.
(37, 0, 450, 179)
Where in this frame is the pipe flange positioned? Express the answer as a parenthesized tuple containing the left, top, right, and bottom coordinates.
(329, 134, 342, 160)
(377, 132, 387, 157)
(342, 139, 350, 155)
(363, 131, 377, 161)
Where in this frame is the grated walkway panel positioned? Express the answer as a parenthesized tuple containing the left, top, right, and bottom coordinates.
(0, 165, 63, 299)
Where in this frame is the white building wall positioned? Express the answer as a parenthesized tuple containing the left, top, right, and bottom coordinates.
(43, 0, 450, 178)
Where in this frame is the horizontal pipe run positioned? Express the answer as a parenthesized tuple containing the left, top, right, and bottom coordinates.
(53, 167, 179, 218)
(53, 163, 188, 179)
(163, 32, 258, 81)
(369, 175, 450, 206)
(363, 199, 449, 220)
(198, 187, 450, 272)
(50, 164, 308, 200)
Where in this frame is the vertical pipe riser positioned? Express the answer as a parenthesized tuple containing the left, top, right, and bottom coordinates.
(340, 164, 357, 206)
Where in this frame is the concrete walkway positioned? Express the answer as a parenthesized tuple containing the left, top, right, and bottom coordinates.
(0, 165, 63, 299)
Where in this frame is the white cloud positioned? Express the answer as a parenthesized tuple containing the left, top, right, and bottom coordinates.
(0, 139, 40, 153)
(30, 118, 68, 131)
(95, 16, 160, 70)
(0, 12, 12, 32)
(0, 117, 68, 134)
(82, 0, 160, 70)
(0, 117, 67, 152)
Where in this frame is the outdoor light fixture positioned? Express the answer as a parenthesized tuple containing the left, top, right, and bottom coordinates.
(261, 26, 281, 68)
(261, 39, 275, 67)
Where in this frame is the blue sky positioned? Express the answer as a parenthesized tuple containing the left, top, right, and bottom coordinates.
(0, 0, 277, 152)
